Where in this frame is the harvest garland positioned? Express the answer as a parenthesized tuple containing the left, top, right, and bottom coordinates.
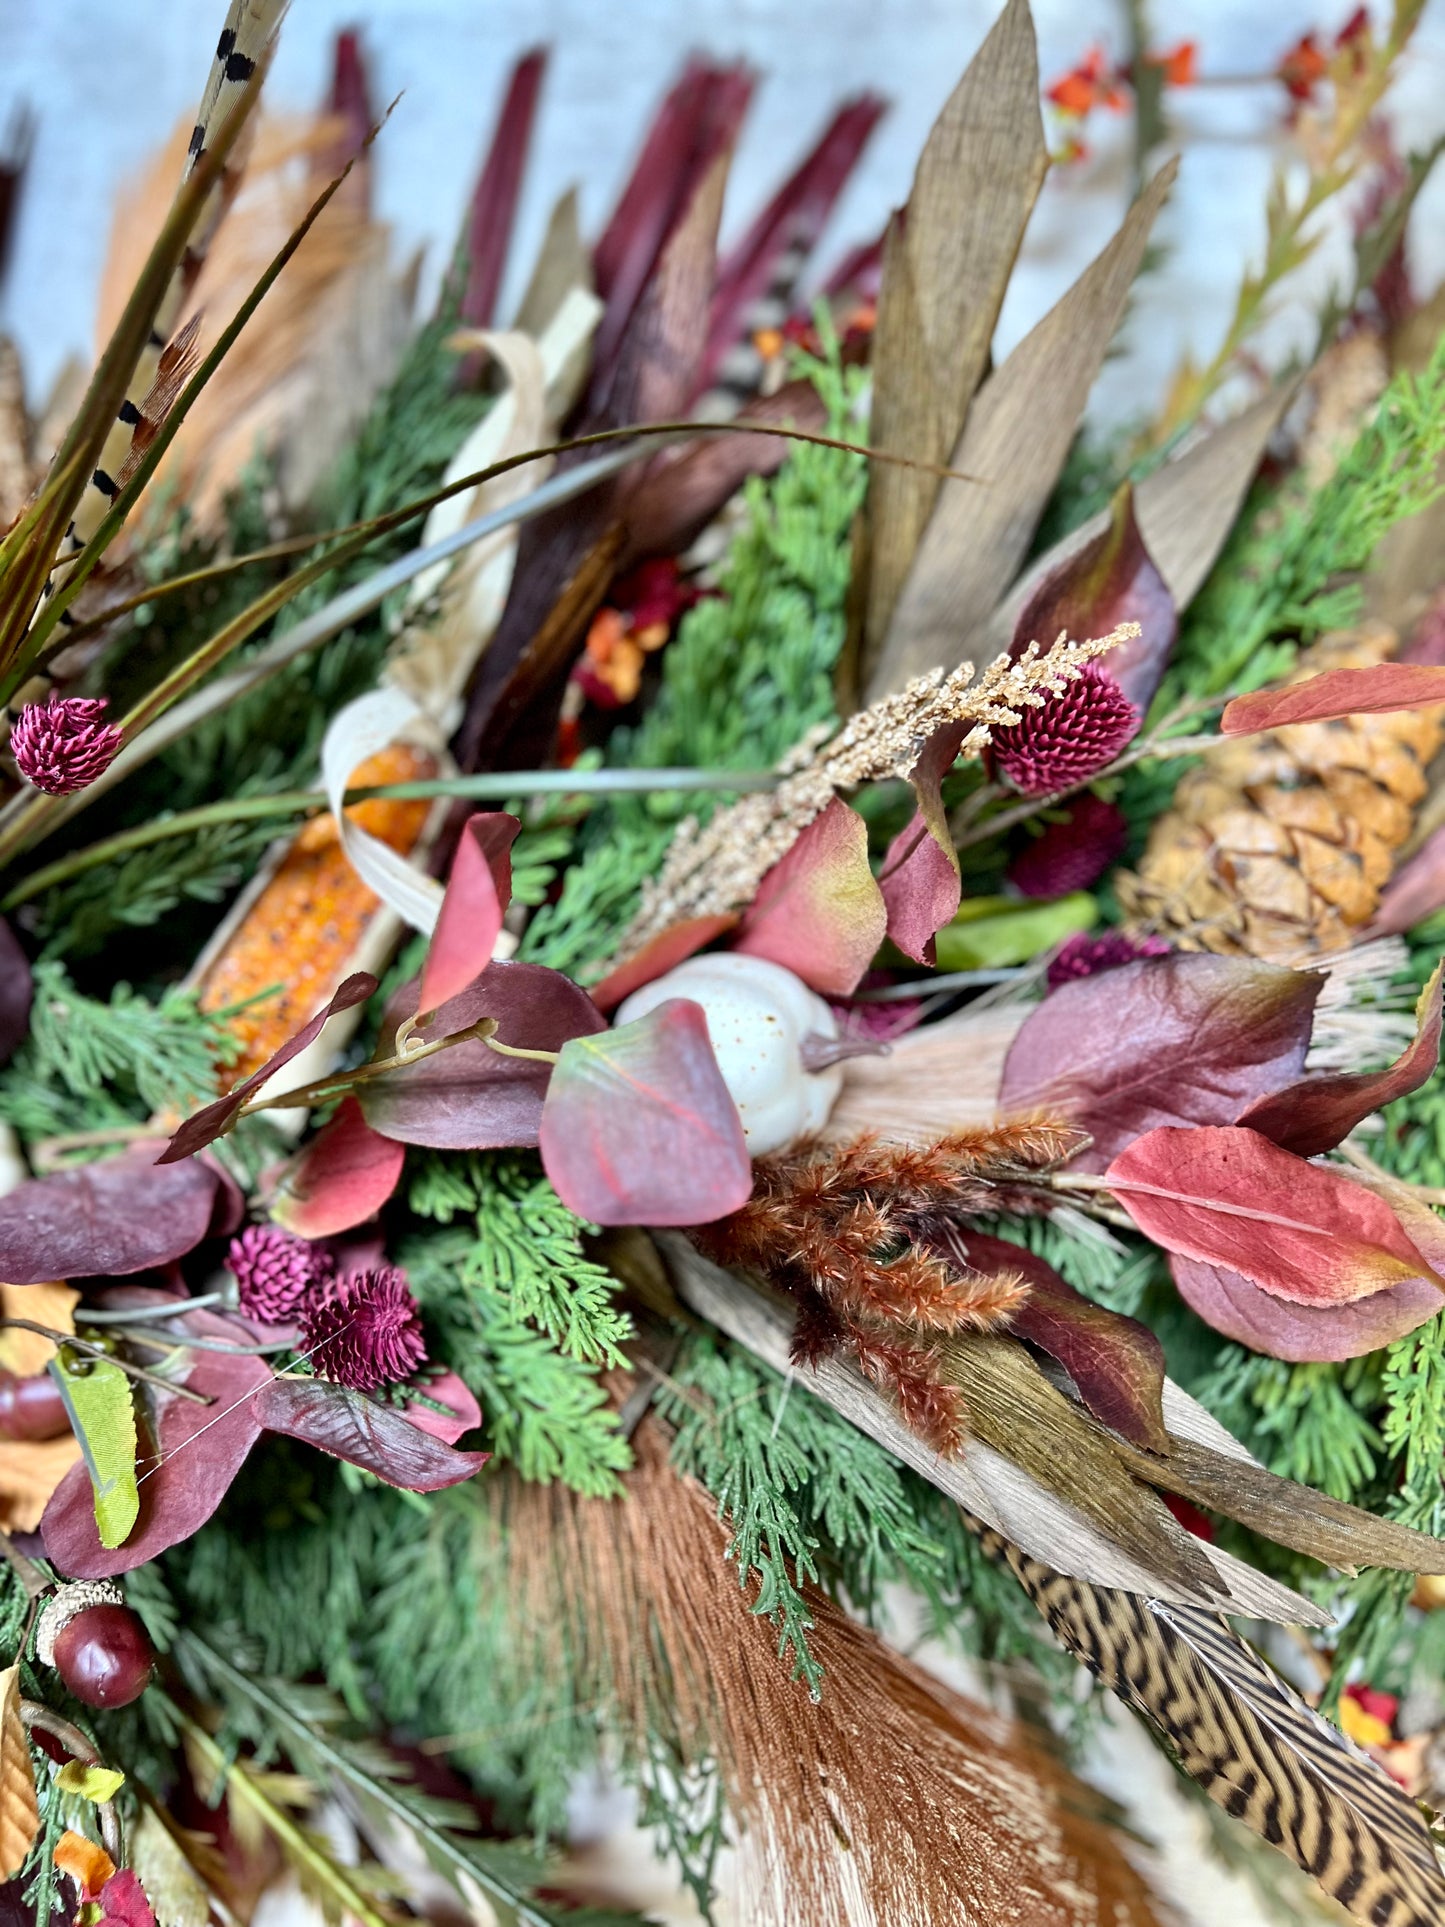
(6, 5, 1445, 1925)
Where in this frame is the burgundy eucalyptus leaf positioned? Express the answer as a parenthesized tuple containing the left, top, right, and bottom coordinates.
(878, 723, 966, 966)
(400, 1370, 482, 1445)
(42, 1327, 271, 1576)
(1238, 961, 1443, 1156)
(360, 960, 605, 1150)
(734, 797, 888, 996)
(255, 1378, 488, 1490)
(160, 972, 378, 1162)
(0, 1152, 221, 1284)
(1000, 952, 1320, 1171)
(590, 913, 740, 1014)
(1106, 1125, 1445, 1307)
(1012, 482, 1176, 713)
(0, 917, 33, 1068)
(945, 1227, 1169, 1452)
(272, 1097, 407, 1238)
(539, 999, 752, 1225)
(417, 812, 519, 1017)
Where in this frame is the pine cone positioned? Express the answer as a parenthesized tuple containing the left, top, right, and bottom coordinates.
(1116, 624, 1444, 962)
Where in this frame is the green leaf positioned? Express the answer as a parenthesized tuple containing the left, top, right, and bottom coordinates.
(50, 1350, 139, 1549)
(54, 1763, 125, 1803)
(933, 892, 1096, 969)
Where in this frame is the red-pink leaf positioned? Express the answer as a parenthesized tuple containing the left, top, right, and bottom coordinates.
(878, 724, 965, 966)
(255, 1378, 488, 1489)
(417, 813, 519, 1017)
(1238, 961, 1443, 1155)
(946, 1227, 1169, 1451)
(400, 1370, 482, 1445)
(96, 1872, 157, 1927)
(1106, 1125, 1445, 1307)
(43, 1322, 271, 1576)
(1371, 823, 1445, 937)
(160, 973, 378, 1162)
(0, 1152, 221, 1283)
(590, 913, 739, 1014)
(1000, 953, 1320, 1171)
(273, 1097, 406, 1238)
(539, 999, 752, 1225)
(734, 797, 887, 996)
(1221, 663, 1445, 734)
(360, 960, 605, 1150)
(1013, 483, 1177, 713)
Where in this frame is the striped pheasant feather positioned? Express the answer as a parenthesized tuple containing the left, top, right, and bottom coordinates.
(26, 0, 285, 652)
(971, 1517, 1445, 1925)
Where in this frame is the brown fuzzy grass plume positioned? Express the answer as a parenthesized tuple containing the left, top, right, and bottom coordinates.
(500, 1432, 1166, 1927)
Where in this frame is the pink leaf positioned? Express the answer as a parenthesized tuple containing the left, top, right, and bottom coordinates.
(1221, 662, 1445, 735)
(1238, 961, 1443, 1156)
(273, 1097, 406, 1238)
(400, 1370, 482, 1445)
(1106, 1125, 1445, 1307)
(360, 960, 605, 1150)
(878, 724, 965, 966)
(1172, 1252, 1444, 1363)
(1371, 822, 1445, 936)
(590, 913, 739, 1014)
(539, 999, 752, 1225)
(0, 1151, 221, 1283)
(417, 813, 519, 1017)
(944, 1227, 1169, 1451)
(254, 1379, 488, 1490)
(1012, 483, 1177, 713)
(43, 1318, 271, 1576)
(160, 972, 378, 1161)
(735, 797, 887, 996)
(1000, 953, 1320, 1171)
(96, 1872, 157, 1927)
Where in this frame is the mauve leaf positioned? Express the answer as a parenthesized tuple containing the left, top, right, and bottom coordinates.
(43, 1323, 271, 1577)
(734, 797, 887, 996)
(590, 913, 739, 1014)
(1221, 662, 1445, 734)
(1011, 483, 1176, 713)
(1000, 953, 1320, 1172)
(417, 813, 519, 1017)
(254, 1379, 488, 1490)
(1107, 1125, 1445, 1308)
(360, 960, 605, 1150)
(400, 1370, 482, 1445)
(539, 999, 752, 1226)
(943, 1228, 1168, 1451)
(160, 972, 378, 1162)
(1238, 960, 1443, 1155)
(272, 1097, 406, 1238)
(0, 1152, 220, 1283)
(878, 723, 966, 965)
(1371, 822, 1445, 936)
(0, 920, 32, 1069)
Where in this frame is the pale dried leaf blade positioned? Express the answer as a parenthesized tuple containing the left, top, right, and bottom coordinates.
(873, 157, 1178, 698)
(864, 0, 1048, 662)
(0, 1664, 38, 1880)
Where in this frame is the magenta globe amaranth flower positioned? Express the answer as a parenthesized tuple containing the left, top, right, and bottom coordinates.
(1047, 929, 1171, 990)
(10, 693, 124, 795)
(1008, 794, 1129, 899)
(227, 1223, 328, 1324)
(992, 668, 1138, 796)
(301, 1265, 428, 1390)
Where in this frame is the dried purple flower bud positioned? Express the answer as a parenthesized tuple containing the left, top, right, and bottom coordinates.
(1046, 929, 1171, 990)
(227, 1223, 326, 1324)
(992, 668, 1138, 796)
(10, 694, 123, 795)
(301, 1265, 427, 1391)
(1008, 794, 1128, 899)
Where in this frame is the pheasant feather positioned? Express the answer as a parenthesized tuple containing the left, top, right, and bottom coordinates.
(974, 1517, 1445, 1927)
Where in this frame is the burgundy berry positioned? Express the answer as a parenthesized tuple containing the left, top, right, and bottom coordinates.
(52, 1605, 154, 1708)
(0, 1369, 71, 1440)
